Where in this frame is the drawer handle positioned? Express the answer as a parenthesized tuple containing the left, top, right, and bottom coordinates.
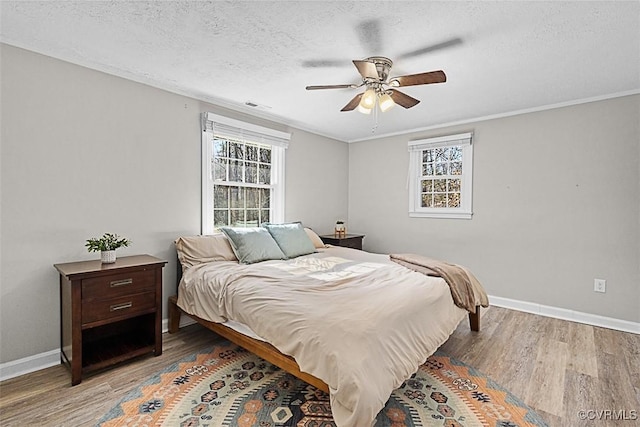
(110, 302, 133, 312)
(110, 278, 133, 287)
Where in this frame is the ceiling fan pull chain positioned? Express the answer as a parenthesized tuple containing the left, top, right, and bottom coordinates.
(371, 103, 379, 133)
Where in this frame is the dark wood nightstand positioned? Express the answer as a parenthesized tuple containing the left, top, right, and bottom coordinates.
(319, 233, 365, 250)
(54, 254, 167, 385)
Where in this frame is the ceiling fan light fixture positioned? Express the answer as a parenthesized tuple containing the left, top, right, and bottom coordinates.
(360, 88, 377, 108)
(379, 93, 395, 112)
(356, 104, 373, 114)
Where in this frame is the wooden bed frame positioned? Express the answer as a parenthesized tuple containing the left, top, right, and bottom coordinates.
(168, 252, 480, 393)
(167, 262, 482, 394)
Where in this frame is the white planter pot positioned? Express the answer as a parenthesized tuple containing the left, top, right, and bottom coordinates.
(101, 250, 116, 264)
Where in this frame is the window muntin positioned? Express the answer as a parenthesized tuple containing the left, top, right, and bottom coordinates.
(408, 133, 473, 219)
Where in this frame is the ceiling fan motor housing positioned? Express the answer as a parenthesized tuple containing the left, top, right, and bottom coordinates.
(366, 56, 393, 83)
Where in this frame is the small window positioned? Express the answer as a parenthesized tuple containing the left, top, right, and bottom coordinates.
(408, 133, 473, 219)
(202, 113, 290, 233)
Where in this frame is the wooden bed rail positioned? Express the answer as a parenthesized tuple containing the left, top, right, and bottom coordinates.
(168, 294, 481, 396)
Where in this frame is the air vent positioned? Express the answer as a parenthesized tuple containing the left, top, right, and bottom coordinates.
(244, 101, 272, 110)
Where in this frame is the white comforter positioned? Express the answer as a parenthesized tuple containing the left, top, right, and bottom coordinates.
(177, 246, 466, 427)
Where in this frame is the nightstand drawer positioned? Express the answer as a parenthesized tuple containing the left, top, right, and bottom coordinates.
(82, 292, 156, 324)
(82, 269, 156, 300)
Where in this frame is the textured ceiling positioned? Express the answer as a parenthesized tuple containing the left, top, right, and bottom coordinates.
(1, 1, 639, 142)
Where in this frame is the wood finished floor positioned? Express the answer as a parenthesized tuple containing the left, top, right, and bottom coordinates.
(0, 306, 638, 427)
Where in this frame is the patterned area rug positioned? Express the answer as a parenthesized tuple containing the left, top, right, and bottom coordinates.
(98, 340, 548, 427)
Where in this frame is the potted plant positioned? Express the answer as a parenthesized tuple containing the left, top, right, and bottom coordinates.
(85, 233, 131, 263)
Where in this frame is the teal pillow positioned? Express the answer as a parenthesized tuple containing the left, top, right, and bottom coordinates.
(219, 227, 285, 264)
(263, 222, 317, 259)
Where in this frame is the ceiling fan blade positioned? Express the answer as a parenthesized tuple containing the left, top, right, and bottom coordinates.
(389, 89, 420, 109)
(390, 70, 446, 87)
(397, 37, 463, 60)
(306, 84, 356, 90)
(353, 60, 379, 79)
(341, 93, 363, 112)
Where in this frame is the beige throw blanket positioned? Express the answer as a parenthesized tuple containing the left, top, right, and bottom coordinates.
(390, 253, 489, 313)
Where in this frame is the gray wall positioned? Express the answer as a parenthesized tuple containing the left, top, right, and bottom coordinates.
(349, 95, 640, 323)
(0, 44, 348, 363)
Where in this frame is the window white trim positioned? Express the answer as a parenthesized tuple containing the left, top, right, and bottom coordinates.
(201, 113, 289, 234)
(408, 132, 473, 219)
(204, 112, 290, 148)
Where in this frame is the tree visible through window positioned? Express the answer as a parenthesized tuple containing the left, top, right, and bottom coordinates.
(212, 137, 272, 227)
(408, 133, 473, 219)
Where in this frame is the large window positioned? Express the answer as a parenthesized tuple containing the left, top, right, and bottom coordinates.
(202, 113, 290, 233)
(408, 132, 473, 219)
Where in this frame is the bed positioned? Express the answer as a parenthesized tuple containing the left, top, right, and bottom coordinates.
(168, 225, 488, 427)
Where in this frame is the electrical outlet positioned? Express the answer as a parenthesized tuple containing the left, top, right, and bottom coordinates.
(594, 279, 606, 293)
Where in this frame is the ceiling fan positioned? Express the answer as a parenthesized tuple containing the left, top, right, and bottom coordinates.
(305, 56, 446, 114)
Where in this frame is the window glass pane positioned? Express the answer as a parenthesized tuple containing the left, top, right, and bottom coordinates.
(448, 179, 461, 192)
(450, 147, 462, 161)
(433, 193, 447, 207)
(421, 180, 433, 192)
(422, 163, 434, 176)
(260, 188, 270, 209)
(450, 162, 462, 175)
(213, 138, 228, 158)
(246, 188, 259, 208)
(213, 158, 228, 181)
(422, 150, 434, 163)
(261, 209, 270, 224)
(229, 160, 243, 182)
(421, 194, 433, 208)
(433, 179, 447, 192)
(245, 162, 257, 184)
(246, 145, 258, 162)
(230, 142, 244, 159)
(435, 148, 448, 162)
(230, 209, 245, 227)
(214, 186, 229, 208)
(246, 209, 259, 227)
(259, 164, 271, 185)
(213, 210, 228, 227)
(435, 163, 447, 175)
(260, 147, 271, 164)
(447, 193, 461, 208)
(230, 187, 244, 208)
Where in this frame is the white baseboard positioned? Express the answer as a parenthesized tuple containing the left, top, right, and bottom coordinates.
(0, 349, 60, 382)
(0, 318, 198, 383)
(161, 316, 196, 333)
(489, 295, 640, 334)
(3, 298, 637, 382)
